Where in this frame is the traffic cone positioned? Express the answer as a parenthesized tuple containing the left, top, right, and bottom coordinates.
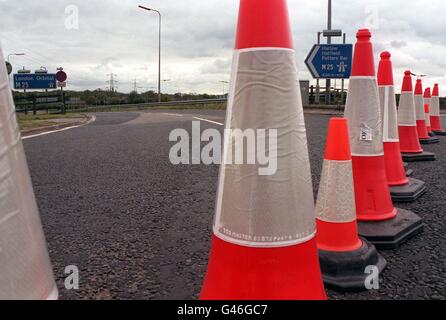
(316, 118, 386, 291)
(416, 80, 439, 144)
(377, 52, 426, 202)
(344, 29, 423, 249)
(424, 88, 434, 135)
(431, 84, 446, 135)
(200, 0, 326, 300)
(398, 71, 436, 162)
(0, 45, 58, 299)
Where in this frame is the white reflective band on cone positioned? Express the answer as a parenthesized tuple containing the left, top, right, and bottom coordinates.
(315, 160, 356, 223)
(424, 97, 431, 126)
(431, 96, 440, 117)
(344, 77, 384, 157)
(214, 48, 316, 248)
(414, 95, 425, 121)
(379, 86, 399, 143)
(425, 111, 431, 127)
(0, 46, 57, 300)
(398, 92, 417, 126)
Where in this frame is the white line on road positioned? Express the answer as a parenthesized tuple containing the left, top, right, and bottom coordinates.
(22, 115, 96, 140)
(193, 117, 224, 126)
(162, 113, 183, 117)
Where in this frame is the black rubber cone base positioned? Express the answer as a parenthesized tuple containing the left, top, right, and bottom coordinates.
(319, 239, 387, 292)
(420, 137, 440, 144)
(402, 151, 436, 162)
(433, 130, 446, 136)
(390, 178, 426, 203)
(358, 209, 424, 250)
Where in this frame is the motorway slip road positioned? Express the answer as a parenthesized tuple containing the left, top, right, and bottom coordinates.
(22, 110, 446, 300)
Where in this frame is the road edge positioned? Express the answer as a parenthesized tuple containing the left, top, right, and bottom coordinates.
(22, 114, 96, 140)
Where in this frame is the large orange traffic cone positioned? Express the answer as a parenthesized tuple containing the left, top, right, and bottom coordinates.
(398, 71, 436, 162)
(0, 45, 58, 299)
(316, 118, 386, 291)
(344, 29, 423, 249)
(377, 52, 426, 202)
(416, 80, 439, 144)
(200, 0, 326, 300)
(431, 84, 446, 135)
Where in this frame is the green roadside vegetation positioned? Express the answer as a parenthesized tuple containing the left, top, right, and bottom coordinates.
(84, 102, 227, 113)
(17, 113, 86, 131)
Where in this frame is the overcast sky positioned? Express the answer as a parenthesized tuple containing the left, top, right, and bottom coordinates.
(1, 0, 445, 95)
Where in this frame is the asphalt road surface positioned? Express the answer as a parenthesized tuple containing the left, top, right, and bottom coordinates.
(22, 110, 446, 300)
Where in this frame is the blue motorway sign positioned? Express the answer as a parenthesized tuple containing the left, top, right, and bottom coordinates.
(305, 44, 353, 79)
(13, 74, 57, 90)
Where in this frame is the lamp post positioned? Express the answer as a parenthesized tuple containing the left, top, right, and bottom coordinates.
(7, 53, 25, 63)
(6, 53, 25, 79)
(138, 5, 162, 103)
(220, 80, 229, 97)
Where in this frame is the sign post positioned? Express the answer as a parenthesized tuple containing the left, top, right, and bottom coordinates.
(56, 68, 68, 114)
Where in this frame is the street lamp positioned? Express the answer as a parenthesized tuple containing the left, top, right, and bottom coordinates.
(7, 53, 25, 63)
(220, 80, 229, 97)
(138, 5, 162, 103)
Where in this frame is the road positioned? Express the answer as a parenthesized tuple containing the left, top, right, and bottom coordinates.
(22, 110, 446, 300)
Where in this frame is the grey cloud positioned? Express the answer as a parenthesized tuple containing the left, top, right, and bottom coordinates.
(390, 41, 407, 49)
(199, 58, 232, 75)
(1, 0, 446, 94)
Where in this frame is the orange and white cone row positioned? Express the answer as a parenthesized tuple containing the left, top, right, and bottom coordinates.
(0, 44, 58, 299)
(415, 80, 428, 138)
(344, 29, 423, 249)
(316, 118, 386, 291)
(316, 125, 360, 253)
(416, 80, 439, 144)
(431, 84, 446, 135)
(377, 52, 407, 186)
(398, 71, 423, 153)
(398, 71, 436, 162)
(344, 30, 396, 222)
(201, 0, 326, 300)
(377, 52, 426, 202)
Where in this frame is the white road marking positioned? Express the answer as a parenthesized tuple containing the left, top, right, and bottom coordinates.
(162, 113, 183, 117)
(22, 115, 96, 140)
(193, 117, 224, 126)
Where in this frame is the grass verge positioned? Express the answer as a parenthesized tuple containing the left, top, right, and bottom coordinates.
(17, 113, 85, 131)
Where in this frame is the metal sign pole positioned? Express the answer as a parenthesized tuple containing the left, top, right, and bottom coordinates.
(326, 0, 332, 105)
(315, 32, 321, 105)
(61, 85, 65, 114)
(341, 33, 346, 107)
